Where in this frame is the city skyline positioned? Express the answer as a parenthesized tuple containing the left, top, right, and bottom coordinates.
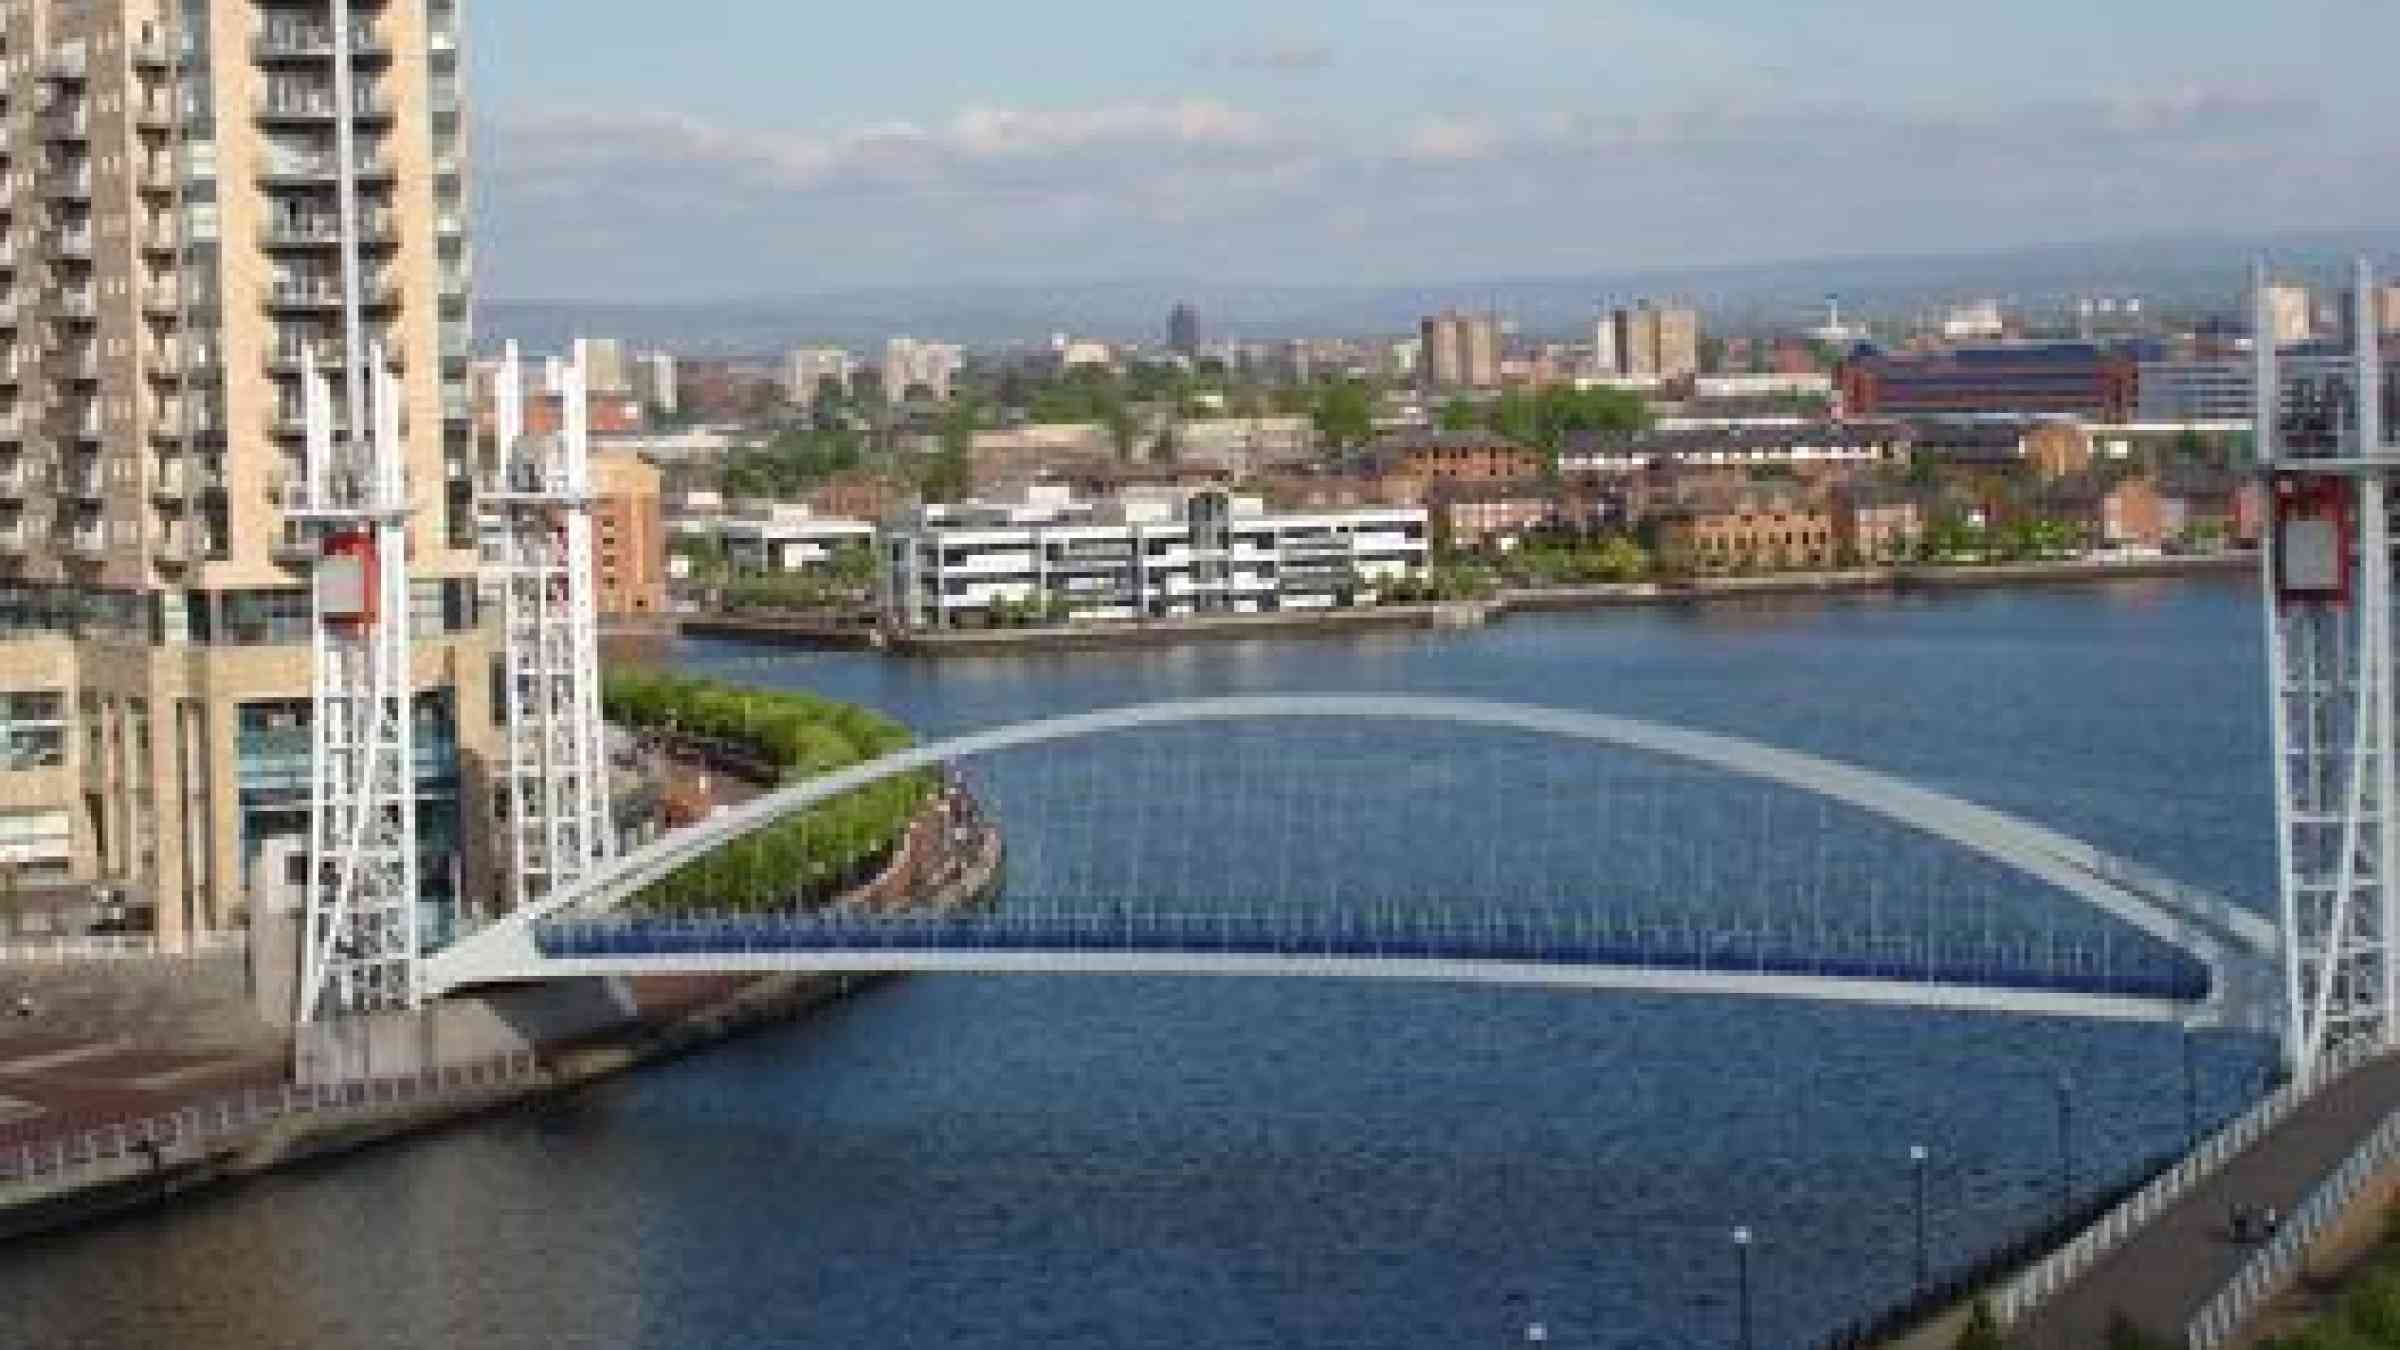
(469, 1, 2396, 301)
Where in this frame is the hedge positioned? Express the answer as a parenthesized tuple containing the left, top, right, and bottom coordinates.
(604, 672, 937, 911)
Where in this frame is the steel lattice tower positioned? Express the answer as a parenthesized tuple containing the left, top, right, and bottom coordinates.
(488, 340, 614, 914)
(292, 1, 422, 1023)
(2263, 258, 2398, 1073)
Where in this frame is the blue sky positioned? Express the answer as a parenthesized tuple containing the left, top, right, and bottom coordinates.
(468, 1, 2395, 300)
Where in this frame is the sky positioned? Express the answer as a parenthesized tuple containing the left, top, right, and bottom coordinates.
(468, 0, 2399, 302)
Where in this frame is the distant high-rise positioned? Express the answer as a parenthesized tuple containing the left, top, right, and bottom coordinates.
(1419, 311, 1499, 390)
(1167, 303, 1201, 357)
(882, 338, 964, 405)
(580, 338, 629, 394)
(784, 347, 853, 405)
(2262, 284, 2314, 347)
(631, 350, 678, 415)
(1606, 301, 1701, 380)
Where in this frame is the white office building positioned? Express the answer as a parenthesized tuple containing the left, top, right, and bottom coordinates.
(883, 487, 1429, 630)
(665, 497, 877, 574)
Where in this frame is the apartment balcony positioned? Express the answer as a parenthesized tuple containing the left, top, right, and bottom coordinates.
(436, 211, 465, 237)
(60, 347, 99, 383)
(252, 26, 391, 64)
(0, 299, 18, 329)
(145, 343, 185, 377)
(267, 338, 350, 374)
(260, 215, 397, 249)
(153, 522, 199, 566)
(67, 523, 107, 558)
(271, 520, 317, 564)
(151, 406, 221, 440)
(44, 170, 92, 201)
(58, 408, 102, 444)
(253, 89, 394, 124)
(50, 288, 97, 322)
(0, 413, 23, 442)
(265, 277, 396, 312)
(53, 228, 92, 260)
(257, 155, 396, 189)
(0, 460, 26, 496)
(66, 460, 102, 498)
(130, 34, 181, 70)
(0, 519, 27, 552)
(43, 48, 87, 83)
(133, 101, 178, 135)
(140, 221, 177, 254)
(136, 159, 177, 194)
(39, 108, 88, 142)
(141, 284, 181, 317)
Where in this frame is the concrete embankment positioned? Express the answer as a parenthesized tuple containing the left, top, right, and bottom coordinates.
(680, 554, 2256, 657)
(0, 807, 1004, 1244)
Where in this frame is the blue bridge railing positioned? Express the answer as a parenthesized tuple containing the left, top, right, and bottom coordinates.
(531, 907, 2210, 1002)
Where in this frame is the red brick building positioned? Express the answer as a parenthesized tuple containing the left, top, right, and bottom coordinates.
(1841, 344, 2137, 421)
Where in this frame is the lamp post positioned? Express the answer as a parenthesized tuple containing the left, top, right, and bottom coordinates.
(1732, 1225, 1753, 1350)
(1909, 1143, 1930, 1296)
(2054, 1075, 2074, 1221)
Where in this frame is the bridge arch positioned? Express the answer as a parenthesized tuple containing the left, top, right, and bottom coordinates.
(423, 696, 2277, 1021)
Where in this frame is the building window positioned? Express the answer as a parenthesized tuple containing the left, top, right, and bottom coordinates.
(0, 692, 66, 770)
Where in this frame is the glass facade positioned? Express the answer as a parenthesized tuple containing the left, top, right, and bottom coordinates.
(235, 689, 464, 944)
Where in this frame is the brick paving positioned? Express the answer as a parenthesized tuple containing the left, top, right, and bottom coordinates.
(2010, 1054, 2400, 1347)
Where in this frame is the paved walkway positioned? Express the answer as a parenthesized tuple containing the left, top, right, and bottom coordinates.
(2011, 1053, 2400, 1348)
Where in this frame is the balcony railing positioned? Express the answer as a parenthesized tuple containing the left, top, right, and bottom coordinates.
(69, 523, 107, 556)
(252, 26, 388, 62)
(54, 229, 91, 259)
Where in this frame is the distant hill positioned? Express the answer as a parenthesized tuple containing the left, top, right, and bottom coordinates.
(477, 229, 2400, 355)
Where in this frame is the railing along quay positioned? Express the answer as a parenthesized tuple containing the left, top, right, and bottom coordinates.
(0, 1051, 542, 1191)
(0, 931, 248, 962)
(2188, 1099, 2400, 1347)
(1997, 1033, 2391, 1328)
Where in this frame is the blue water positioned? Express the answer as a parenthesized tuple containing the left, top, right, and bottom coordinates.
(0, 578, 2279, 1349)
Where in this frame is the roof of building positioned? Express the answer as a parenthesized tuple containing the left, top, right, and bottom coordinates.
(1365, 428, 1534, 456)
(1421, 478, 1563, 506)
(1560, 422, 1908, 457)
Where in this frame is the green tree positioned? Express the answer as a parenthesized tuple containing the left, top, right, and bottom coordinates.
(1437, 398, 1481, 432)
(1952, 1301, 2003, 1350)
(1311, 379, 1376, 451)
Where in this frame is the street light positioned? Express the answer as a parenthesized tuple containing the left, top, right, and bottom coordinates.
(2054, 1075, 2074, 1221)
(1909, 1144, 1930, 1295)
(1732, 1225, 1754, 1350)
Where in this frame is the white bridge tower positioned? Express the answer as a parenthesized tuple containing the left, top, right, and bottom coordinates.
(487, 340, 614, 914)
(292, 0, 420, 1024)
(2263, 258, 2400, 1073)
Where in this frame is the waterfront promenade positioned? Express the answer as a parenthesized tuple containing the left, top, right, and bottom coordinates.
(2008, 1051, 2400, 1348)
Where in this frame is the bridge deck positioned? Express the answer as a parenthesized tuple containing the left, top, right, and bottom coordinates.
(526, 915, 2212, 1003)
(2010, 1052, 2400, 1348)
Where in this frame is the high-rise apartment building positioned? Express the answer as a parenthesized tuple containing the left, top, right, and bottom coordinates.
(0, 1, 496, 946)
(630, 348, 675, 414)
(881, 336, 961, 404)
(1418, 310, 1498, 390)
(578, 337, 627, 394)
(2263, 284, 2314, 347)
(1605, 301, 1699, 380)
(1167, 302, 1199, 357)
(783, 346, 850, 405)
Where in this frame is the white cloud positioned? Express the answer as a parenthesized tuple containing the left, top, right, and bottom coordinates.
(475, 81, 2367, 298)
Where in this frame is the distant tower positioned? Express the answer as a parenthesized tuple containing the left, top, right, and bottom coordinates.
(1168, 303, 1201, 357)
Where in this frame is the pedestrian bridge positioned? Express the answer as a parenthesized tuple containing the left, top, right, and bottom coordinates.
(422, 695, 2280, 1027)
